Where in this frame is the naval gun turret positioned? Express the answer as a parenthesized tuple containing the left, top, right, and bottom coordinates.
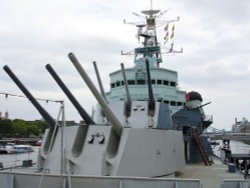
(3, 53, 185, 177)
(172, 91, 212, 133)
(172, 91, 213, 164)
(66, 53, 185, 176)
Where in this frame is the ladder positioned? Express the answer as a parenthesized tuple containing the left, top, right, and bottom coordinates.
(192, 128, 211, 166)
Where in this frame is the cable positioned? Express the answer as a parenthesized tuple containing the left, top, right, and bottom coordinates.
(0, 92, 63, 103)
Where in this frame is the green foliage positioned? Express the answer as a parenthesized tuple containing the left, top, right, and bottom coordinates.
(0, 119, 13, 137)
(33, 120, 49, 133)
(12, 119, 27, 136)
(0, 119, 48, 137)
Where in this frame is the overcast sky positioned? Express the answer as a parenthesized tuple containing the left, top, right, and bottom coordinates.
(0, 0, 249, 130)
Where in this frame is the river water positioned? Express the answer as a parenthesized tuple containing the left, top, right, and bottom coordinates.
(213, 140, 250, 157)
(0, 141, 250, 169)
(0, 146, 40, 169)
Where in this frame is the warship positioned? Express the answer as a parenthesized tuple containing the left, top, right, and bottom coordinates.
(0, 3, 249, 188)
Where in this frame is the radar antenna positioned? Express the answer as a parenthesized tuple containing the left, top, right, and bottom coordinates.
(123, 3, 181, 52)
(150, 0, 153, 10)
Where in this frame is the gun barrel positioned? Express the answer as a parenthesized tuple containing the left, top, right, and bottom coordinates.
(93, 61, 107, 118)
(3, 65, 55, 128)
(68, 53, 123, 136)
(46, 64, 95, 125)
(93, 61, 107, 102)
(197, 102, 212, 109)
(145, 59, 155, 116)
(121, 63, 131, 117)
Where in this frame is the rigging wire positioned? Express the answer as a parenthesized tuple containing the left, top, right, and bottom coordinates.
(0, 92, 63, 103)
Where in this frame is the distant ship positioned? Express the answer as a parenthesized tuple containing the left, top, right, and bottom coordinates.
(0, 143, 33, 154)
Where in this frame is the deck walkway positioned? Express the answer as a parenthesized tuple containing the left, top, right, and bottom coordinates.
(176, 159, 246, 188)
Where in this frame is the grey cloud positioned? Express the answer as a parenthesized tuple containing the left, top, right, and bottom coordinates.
(1, 0, 250, 129)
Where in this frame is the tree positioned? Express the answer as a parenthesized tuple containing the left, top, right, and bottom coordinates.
(0, 119, 13, 137)
(1, 119, 49, 138)
(27, 122, 41, 136)
(34, 120, 49, 134)
(12, 119, 28, 137)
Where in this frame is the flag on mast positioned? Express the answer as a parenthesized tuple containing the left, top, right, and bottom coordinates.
(164, 23, 169, 44)
(170, 24, 175, 39)
(164, 23, 169, 31)
(164, 31, 169, 44)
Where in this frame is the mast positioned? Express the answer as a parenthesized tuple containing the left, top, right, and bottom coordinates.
(123, 3, 181, 68)
(107, 3, 186, 110)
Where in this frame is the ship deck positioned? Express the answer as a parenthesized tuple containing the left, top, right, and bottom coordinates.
(0, 157, 249, 188)
(176, 158, 247, 188)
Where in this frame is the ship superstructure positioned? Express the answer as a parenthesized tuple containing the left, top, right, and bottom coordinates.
(106, 7, 185, 114)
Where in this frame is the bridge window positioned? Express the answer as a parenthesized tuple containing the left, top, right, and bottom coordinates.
(177, 102, 183, 106)
(164, 100, 169, 104)
(137, 80, 145, 85)
(170, 82, 176, 87)
(157, 80, 162, 85)
(128, 80, 135, 85)
(170, 101, 176, 106)
(111, 79, 173, 88)
(163, 80, 169, 86)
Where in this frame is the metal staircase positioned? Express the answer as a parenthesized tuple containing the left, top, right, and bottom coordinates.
(192, 128, 212, 166)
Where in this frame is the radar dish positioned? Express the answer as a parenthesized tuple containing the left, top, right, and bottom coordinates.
(141, 10, 160, 15)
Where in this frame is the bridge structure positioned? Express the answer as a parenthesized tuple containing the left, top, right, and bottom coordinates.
(203, 126, 250, 141)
